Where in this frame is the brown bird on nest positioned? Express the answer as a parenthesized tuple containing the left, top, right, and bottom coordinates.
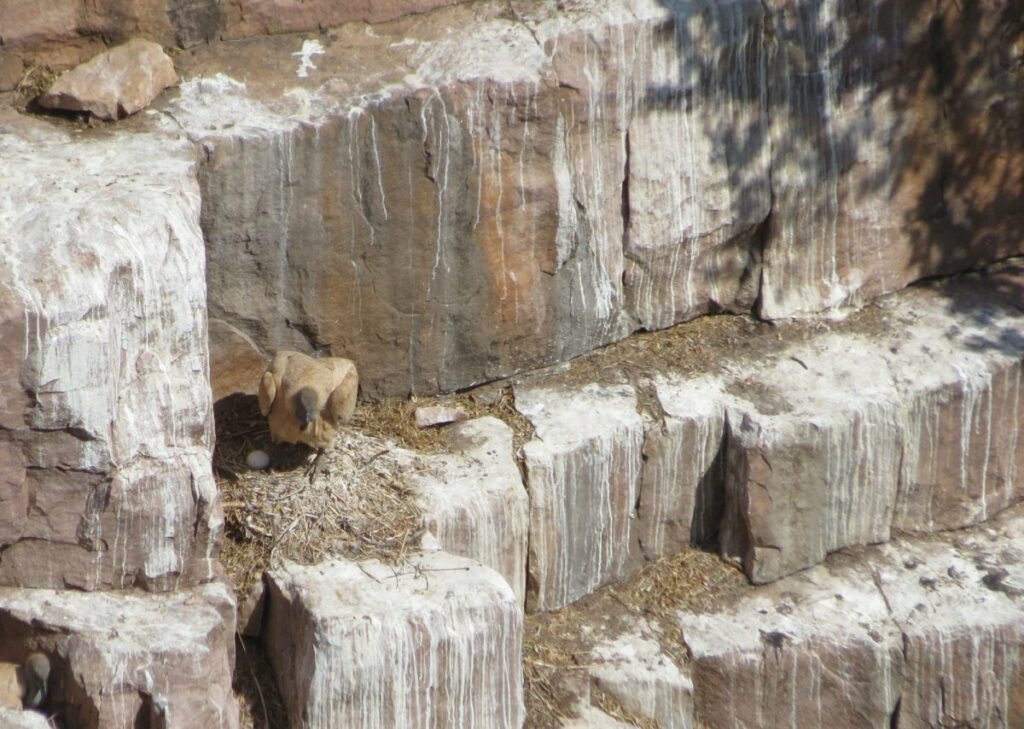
(258, 350, 359, 481)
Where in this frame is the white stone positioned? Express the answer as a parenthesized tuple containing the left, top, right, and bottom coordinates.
(263, 552, 525, 729)
(409, 417, 530, 605)
(517, 383, 643, 611)
(0, 581, 239, 729)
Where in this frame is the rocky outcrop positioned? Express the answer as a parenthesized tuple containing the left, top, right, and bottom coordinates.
(517, 384, 643, 612)
(0, 111, 221, 591)
(638, 377, 726, 558)
(682, 506, 1024, 729)
(140, 0, 1023, 400)
(38, 39, 178, 120)
(0, 581, 239, 729)
(409, 417, 530, 606)
(719, 277, 1024, 583)
(263, 551, 524, 729)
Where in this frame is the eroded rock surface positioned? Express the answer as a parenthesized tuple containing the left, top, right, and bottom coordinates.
(38, 39, 178, 120)
(263, 551, 525, 729)
(682, 506, 1024, 729)
(139, 0, 1024, 399)
(0, 581, 239, 729)
(517, 384, 643, 612)
(409, 417, 530, 605)
(0, 111, 221, 591)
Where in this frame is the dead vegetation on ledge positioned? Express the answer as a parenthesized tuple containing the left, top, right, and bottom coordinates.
(523, 547, 749, 728)
(213, 394, 425, 594)
(354, 384, 535, 454)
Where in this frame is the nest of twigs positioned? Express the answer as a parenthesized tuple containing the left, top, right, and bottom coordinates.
(213, 395, 425, 594)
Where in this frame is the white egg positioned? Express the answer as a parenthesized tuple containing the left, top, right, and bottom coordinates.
(246, 450, 270, 470)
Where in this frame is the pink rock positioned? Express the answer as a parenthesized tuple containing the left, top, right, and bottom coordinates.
(39, 39, 178, 120)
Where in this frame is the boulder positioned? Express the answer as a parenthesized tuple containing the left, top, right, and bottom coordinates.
(39, 39, 178, 120)
(263, 552, 525, 728)
(409, 417, 530, 605)
(148, 0, 1024, 400)
(516, 384, 643, 612)
(0, 110, 221, 591)
(0, 581, 239, 729)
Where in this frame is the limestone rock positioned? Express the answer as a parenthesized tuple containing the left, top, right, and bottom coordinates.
(638, 376, 726, 558)
(0, 707, 50, 729)
(517, 384, 643, 612)
(589, 632, 694, 729)
(409, 417, 530, 605)
(263, 552, 525, 728)
(623, 0, 770, 329)
(0, 581, 239, 729)
(719, 278, 1024, 582)
(758, 0, 1024, 318)
(39, 39, 178, 120)
(0, 111, 221, 591)
(152, 0, 1021, 400)
(682, 556, 903, 729)
(684, 509, 1024, 728)
(208, 319, 268, 401)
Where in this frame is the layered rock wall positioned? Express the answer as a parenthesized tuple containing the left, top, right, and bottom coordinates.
(0, 112, 221, 592)
(148, 0, 1024, 399)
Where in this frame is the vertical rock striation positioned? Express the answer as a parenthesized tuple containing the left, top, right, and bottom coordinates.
(516, 383, 643, 612)
(409, 417, 530, 605)
(0, 112, 221, 591)
(0, 581, 239, 729)
(263, 552, 525, 729)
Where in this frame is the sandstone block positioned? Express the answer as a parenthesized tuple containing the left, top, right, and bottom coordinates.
(39, 39, 178, 120)
(263, 552, 524, 728)
(638, 376, 727, 559)
(720, 281, 1024, 583)
(0, 581, 239, 729)
(682, 507, 1024, 729)
(590, 632, 694, 729)
(409, 417, 530, 605)
(517, 384, 643, 612)
(681, 558, 903, 729)
(0, 112, 221, 591)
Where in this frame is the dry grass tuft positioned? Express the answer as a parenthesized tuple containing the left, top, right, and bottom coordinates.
(213, 395, 424, 594)
(15, 60, 58, 99)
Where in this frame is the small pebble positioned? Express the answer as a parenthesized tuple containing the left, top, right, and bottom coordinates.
(246, 450, 270, 470)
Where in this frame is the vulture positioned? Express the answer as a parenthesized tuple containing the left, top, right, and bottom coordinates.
(258, 351, 359, 479)
(0, 652, 50, 711)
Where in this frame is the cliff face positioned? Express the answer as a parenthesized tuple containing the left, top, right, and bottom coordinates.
(0, 0, 1021, 727)
(147, 0, 1024, 398)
